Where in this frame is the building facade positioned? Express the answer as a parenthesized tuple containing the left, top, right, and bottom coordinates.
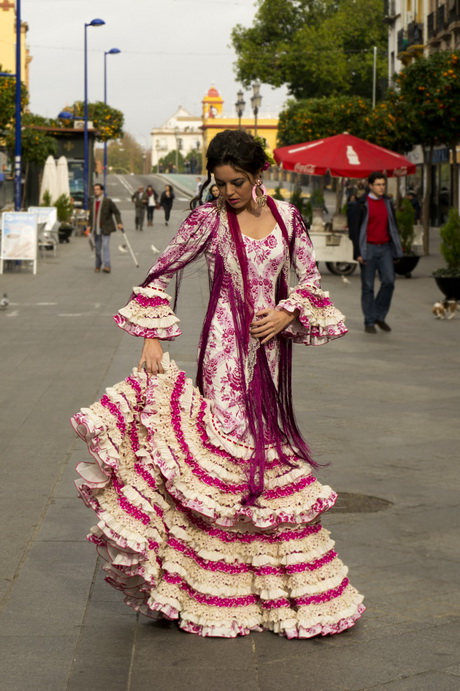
(0, 0, 32, 88)
(386, 0, 460, 82)
(150, 86, 279, 174)
(150, 106, 202, 172)
(386, 0, 460, 220)
(201, 86, 279, 170)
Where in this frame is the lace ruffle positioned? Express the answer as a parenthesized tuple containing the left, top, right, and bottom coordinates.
(71, 355, 365, 638)
(277, 284, 347, 345)
(114, 286, 181, 340)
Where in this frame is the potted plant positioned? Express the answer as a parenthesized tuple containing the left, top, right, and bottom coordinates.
(433, 208, 460, 299)
(54, 194, 74, 243)
(395, 197, 420, 278)
(308, 187, 326, 232)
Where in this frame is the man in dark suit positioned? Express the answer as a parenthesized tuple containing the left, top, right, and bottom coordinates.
(88, 183, 123, 273)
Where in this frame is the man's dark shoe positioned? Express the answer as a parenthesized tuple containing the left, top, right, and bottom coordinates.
(102, 266, 111, 274)
(376, 320, 392, 332)
(365, 325, 377, 334)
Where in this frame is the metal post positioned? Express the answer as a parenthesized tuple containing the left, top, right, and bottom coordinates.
(83, 23, 89, 210)
(103, 51, 107, 191)
(373, 46, 377, 108)
(14, 0, 22, 210)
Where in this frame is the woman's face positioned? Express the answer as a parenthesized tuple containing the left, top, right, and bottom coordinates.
(213, 164, 256, 211)
(210, 185, 219, 198)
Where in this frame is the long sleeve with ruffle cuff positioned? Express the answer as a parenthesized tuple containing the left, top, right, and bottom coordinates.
(113, 286, 181, 340)
(277, 285, 347, 345)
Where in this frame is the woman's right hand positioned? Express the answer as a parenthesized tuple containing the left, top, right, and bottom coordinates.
(138, 338, 164, 375)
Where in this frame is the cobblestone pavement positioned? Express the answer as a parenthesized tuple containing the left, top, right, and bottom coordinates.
(0, 175, 459, 690)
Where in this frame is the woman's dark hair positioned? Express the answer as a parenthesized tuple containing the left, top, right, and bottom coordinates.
(191, 129, 267, 208)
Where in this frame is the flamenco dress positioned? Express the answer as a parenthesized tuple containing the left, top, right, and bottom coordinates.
(71, 199, 365, 638)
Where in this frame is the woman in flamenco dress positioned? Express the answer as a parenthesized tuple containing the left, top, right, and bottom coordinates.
(71, 130, 365, 638)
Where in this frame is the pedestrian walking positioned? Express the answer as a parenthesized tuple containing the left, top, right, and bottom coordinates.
(131, 186, 147, 231)
(87, 183, 123, 274)
(72, 129, 364, 638)
(348, 171, 403, 334)
(145, 185, 158, 226)
(159, 184, 175, 226)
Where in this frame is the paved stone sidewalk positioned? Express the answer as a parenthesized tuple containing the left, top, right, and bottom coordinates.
(0, 178, 459, 690)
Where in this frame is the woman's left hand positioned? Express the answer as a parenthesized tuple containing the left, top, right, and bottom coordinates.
(250, 308, 299, 344)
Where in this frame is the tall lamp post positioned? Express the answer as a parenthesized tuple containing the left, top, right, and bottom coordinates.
(103, 47, 121, 190)
(235, 89, 245, 129)
(84, 18, 105, 211)
(250, 81, 262, 137)
(14, 0, 22, 210)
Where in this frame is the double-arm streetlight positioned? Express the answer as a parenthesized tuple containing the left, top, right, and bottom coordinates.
(103, 48, 121, 189)
(235, 89, 246, 129)
(84, 18, 105, 210)
(250, 81, 262, 137)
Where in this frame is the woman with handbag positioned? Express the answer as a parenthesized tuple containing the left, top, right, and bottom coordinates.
(146, 185, 158, 226)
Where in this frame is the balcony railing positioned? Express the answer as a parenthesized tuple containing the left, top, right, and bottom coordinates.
(427, 11, 436, 38)
(397, 28, 408, 54)
(437, 4, 447, 32)
(383, 0, 396, 18)
(407, 21, 424, 46)
(448, 2, 460, 23)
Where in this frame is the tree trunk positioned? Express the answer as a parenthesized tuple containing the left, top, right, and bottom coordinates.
(422, 144, 433, 255)
(451, 142, 459, 211)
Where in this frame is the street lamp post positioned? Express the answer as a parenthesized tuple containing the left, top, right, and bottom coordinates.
(250, 81, 262, 137)
(84, 18, 105, 211)
(103, 47, 121, 190)
(14, 0, 22, 210)
(235, 89, 245, 129)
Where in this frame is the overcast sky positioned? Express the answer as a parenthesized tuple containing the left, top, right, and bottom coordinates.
(22, 0, 288, 146)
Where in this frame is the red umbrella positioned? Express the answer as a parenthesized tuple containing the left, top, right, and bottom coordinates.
(273, 132, 416, 178)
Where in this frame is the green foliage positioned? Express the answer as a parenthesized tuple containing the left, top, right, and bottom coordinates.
(6, 113, 58, 167)
(272, 186, 284, 200)
(364, 88, 417, 153)
(54, 194, 73, 223)
(41, 191, 52, 206)
(158, 150, 185, 173)
(68, 101, 124, 142)
(0, 69, 28, 131)
(232, 0, 387, 101)
(102, 133, 145, 174)
(309, 188, 325, 208)
(438, 208, 460, 271)
(277, 95, 371, 146)
(396, 198, 415, 255)
(289, 187, 311, 219)
(392, 51, 460, 150)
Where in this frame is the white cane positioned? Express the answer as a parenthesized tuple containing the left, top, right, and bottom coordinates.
(120, 228, 139, 268)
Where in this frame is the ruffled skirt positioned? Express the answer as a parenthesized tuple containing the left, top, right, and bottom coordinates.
(71, 354, 365, 638)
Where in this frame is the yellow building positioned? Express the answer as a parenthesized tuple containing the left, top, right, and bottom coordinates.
(201, 86, 279, 169)
(0, 0, 32, 88)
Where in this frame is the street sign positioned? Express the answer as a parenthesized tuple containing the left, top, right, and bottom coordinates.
(0, 212, 38, 274)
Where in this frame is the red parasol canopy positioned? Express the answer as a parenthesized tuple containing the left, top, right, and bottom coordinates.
(273, 132, 416, 178)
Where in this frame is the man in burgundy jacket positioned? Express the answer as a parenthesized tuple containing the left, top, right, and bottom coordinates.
(348, 172, 403, 334)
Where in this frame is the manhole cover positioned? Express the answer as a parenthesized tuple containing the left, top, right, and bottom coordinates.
(332, 492, 393, 514)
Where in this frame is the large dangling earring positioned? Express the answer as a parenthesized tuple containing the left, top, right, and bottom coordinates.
(252, 178, 267, 207)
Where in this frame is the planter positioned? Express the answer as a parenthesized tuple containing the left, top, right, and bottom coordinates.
(434, 276, 460, 300)
(58, 224, 73, 244)
(394, 255, 420, 278)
